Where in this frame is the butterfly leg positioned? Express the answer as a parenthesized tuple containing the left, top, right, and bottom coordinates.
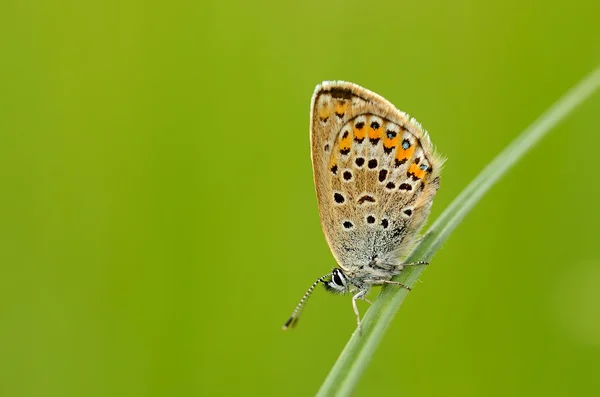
(380, 280, 411, 291)
(352, 290, 368, 334)
(401, 260, 429, 267)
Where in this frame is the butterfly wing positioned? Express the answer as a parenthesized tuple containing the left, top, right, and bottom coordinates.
(310, 81, 444, 271)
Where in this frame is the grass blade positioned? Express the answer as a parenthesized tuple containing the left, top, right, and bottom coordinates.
(316, 65, 600, 397)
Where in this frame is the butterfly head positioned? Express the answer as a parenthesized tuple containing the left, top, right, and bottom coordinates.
(282, 268, 351, 330)
(323, 268, 350, 294)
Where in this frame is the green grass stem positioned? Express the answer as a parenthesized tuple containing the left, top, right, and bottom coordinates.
(317, 65, 600, 397)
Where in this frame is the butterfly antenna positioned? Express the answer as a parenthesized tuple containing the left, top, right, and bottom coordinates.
(282, 273, 331, 330)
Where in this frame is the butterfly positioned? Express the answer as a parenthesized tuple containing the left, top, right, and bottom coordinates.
(283, 81, 444, 333)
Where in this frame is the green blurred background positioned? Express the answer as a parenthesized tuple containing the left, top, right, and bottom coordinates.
(1, 0, 599, 396)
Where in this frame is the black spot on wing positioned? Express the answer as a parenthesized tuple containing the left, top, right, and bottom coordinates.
(329, 88, 353, 99)
(391, 226, 406, 239)
(357, 195, 375, 204)
(378, 169, 388, 182)
(395, 158, 407, 167)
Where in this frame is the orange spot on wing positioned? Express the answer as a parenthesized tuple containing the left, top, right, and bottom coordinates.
(338, 129, 353, 152)
(318, 96, 332, 120)
(329, 156, 338, 174)
(383, 135, 399, 150)
(319, 106, 331, 120)
(368, 125, 381, 140)
(354, 124, 366, 140)
(334, 101, 348, 117)
(408, 163, 426, 179)
(395, 144, 415, 162)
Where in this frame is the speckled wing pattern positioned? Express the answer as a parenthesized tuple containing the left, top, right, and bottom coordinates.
(310, 81, 444, 274)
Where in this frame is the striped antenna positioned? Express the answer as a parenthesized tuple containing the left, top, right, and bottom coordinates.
(282, 273, 331, 330)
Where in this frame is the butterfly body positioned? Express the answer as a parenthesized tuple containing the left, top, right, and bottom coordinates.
(284, 81, 444, 332)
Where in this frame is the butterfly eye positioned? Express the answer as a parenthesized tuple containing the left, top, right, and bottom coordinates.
(332, 270, 345, 286)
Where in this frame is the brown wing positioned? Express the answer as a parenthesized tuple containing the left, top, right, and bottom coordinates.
(309, 81, 444, 271)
